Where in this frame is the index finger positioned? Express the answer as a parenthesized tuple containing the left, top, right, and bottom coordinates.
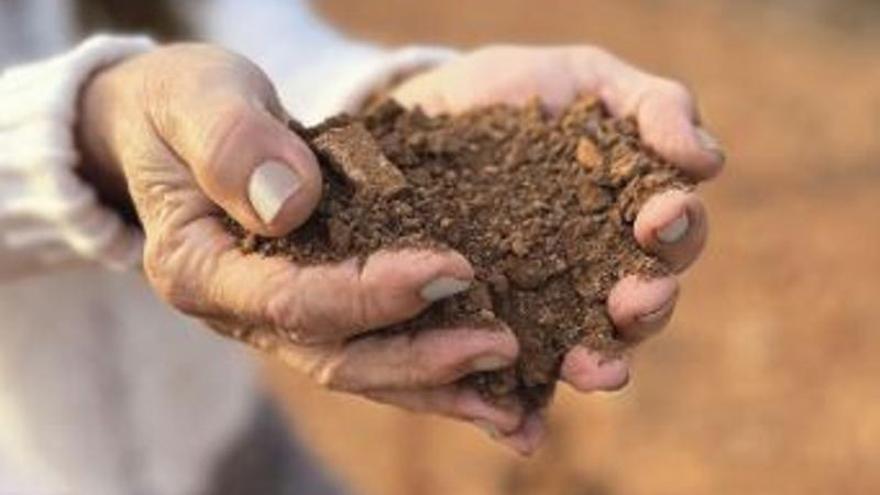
(144, 209, 474, 346)
(570, 47, 726, 180)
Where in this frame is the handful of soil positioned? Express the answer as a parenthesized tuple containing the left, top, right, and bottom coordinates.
(224, 96, 692, 409)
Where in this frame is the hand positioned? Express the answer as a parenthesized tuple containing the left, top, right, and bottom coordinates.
(393, 45, 725, 452)
(77, 44, 524, 442)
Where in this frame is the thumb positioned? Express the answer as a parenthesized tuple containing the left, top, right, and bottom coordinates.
(147, 45, 322, 236)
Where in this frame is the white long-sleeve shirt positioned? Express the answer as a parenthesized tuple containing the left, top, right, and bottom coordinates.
(0, 1, 453, 493)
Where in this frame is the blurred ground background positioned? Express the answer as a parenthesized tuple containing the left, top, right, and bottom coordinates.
(264, 1, 880, 494)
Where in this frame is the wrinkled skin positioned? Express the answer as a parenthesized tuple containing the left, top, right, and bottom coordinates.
(78, 43, 723, 456)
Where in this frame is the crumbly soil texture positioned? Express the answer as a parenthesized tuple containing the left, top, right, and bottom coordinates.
(225, 96, 692, 409)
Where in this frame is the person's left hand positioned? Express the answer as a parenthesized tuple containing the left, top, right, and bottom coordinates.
(391, 45, 725, 453)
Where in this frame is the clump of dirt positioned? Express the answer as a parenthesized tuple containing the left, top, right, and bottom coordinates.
(224, 96, 692, 409)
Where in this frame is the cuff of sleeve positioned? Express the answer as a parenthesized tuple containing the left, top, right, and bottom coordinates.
(278, 44, 458, 126)
(0, 35, 155, 273)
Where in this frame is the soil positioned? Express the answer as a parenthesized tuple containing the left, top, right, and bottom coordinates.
(225, 96, 692, 409)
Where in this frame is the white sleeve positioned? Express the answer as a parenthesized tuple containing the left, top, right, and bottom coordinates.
(0, 35, 154, 279)
(194, 0, 458, 125)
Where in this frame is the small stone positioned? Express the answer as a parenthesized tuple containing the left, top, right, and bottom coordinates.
(487, 273, 510, 294)
(477, 308, 496, 321)
(327, 218, 352, 251)
(577, 182, 612, 212)
(467, 282, 494, 311)
(241, 233, 258, 254)
(507, 261, 547, 290)
(485, 369, 518, 396)
(312, 122, 407, 197)
(510, 236, 529, 257)
(576, 137, 602, 170)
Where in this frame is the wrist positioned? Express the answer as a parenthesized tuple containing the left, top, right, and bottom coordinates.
(75, 63, 139, 224)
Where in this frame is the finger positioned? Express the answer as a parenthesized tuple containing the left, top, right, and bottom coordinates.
(145, 44, 322, 236)
(302, 325, 519, 392)
(391, 75, 449, 115)
(493, 411, 546, 457)
(282, 248, 476, 343)
(393, 46, 580, 116)
(634, 189, 708, 272)
(633, 79, 724, 180)
(560, 346, 630, 392)
(365, 386, 524, 435)
(145, 210, 476, 342)
(572, 47, 725, 179)
(607, 275, 679, 342)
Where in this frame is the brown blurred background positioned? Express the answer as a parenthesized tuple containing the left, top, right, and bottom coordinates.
(260, 1, 880, 494)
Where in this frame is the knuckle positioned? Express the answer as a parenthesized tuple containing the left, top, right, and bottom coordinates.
(573, 44, 610, 61)
(143, 74, 175, 130)
(402, 355, 430, 386)
(142, 238, 168, 294)
(143, 45, 231, 114)
(332, 264, 376, 337)
(265, 290, 316, 345)
(317, 371, 344, 391)
(311, 356, 352, 392)
(143, 237, 198, 314)
(398, 334, 432, 386)
(265, 289, 294, 329)
(656, 78, 694, 104)
(349, 287, 374, 334)
(201, 101, 254, 172)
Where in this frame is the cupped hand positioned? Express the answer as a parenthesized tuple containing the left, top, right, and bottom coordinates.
(77, 44, 525, 443)
(393, 45, 725, 453)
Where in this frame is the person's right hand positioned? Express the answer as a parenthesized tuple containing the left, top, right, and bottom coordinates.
(77, 44, 530, 451)
(393, 44, 726, 452)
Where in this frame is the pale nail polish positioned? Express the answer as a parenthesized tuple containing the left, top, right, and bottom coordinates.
(419, 276, 471, 302)
(657, 213, 689, 244)
(473, 419, 500, 439)
(248, 160, 301, 225)
(470, 354, 510, 372)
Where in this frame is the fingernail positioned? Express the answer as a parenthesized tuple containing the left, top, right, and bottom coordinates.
(473, 419, 501, 439)
(696, 128, 726, 161)
(249, 160, 301, 225)
(420, 276, 471, 302)
(470, 354, 511, 372)
(636, 296, 676, 324)
(657, 213, 689, 244)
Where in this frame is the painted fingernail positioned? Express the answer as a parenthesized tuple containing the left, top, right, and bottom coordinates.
(696, 128, 726, 161)
(473, 419, 501, 439)
(249, 160, 301, 225)
(636, 296, 676, 324)
(420, 276, 471, 302)
(657, 213, 689, 244)
(470, 354, 511, 372)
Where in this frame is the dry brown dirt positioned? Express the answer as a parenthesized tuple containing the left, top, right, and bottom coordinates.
(263, 1, 880, 494)
(231, 97, 689, 408)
